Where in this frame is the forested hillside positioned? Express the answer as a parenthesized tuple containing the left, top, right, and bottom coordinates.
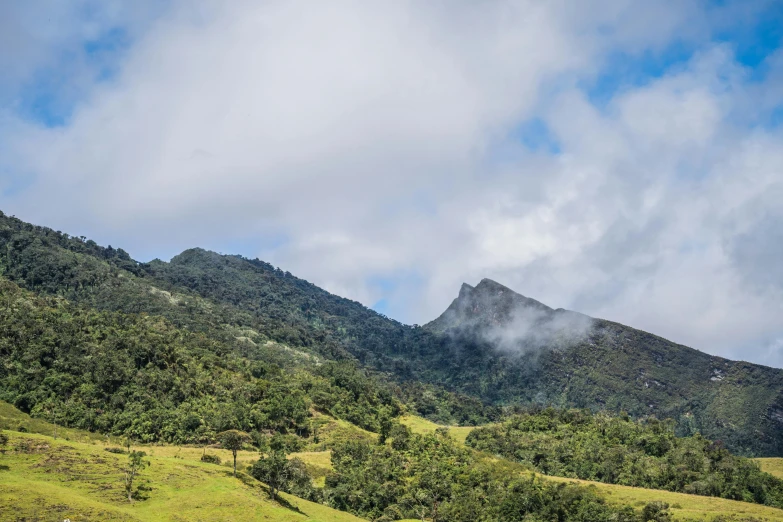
(466, 407, 783, 507)
(0, 277, 401, 442)
(1, 210, 783, 456)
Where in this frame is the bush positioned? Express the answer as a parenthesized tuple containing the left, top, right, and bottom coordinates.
(201, 453, 221, 464)
(641, 502, 671, 522)
(105, 447, 127, 454)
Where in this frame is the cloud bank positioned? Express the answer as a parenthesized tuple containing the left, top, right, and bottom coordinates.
(1, 1, 782, 366)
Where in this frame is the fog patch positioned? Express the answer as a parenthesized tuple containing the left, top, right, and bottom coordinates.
(483, 306, 594, 354)
(429, 279, 594, 356)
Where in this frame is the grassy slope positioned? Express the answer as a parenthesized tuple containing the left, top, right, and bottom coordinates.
(0, 430, 363, 522)
(399, 414, 477, 445)
(0, 400, 104, 444)
(544, 474, 783, 521)
(757, 459, 783, 480)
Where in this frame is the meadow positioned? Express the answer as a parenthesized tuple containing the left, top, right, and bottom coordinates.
(0, 429, 362, 522)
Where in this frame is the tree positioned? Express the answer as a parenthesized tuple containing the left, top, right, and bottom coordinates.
(0, 431, 8, 453)
(378, 409, 393, 444)
(250, 450, 312, 501)
(641, 502, 672, 522)
(217, 430, 251, 477)
(389, 423, 411, 451)
(251, 451, 290, 500)
(124, 450, 148, 502)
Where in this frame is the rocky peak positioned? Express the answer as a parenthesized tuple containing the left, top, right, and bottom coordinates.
(427, 278, 555, 332)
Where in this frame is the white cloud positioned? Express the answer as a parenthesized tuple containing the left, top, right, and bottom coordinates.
(1, 0, 783, 367)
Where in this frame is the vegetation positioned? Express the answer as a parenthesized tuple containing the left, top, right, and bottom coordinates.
(251, 444, 314, 501)
(322, 425, 683, 521)
(3, 210, 783, 520)
(5, 401, 782, 521)
(544, 473, 783, 522)
(218, 429, 251, 477)
(0, 276, 400, 446)
(1, 211, 778, 456)
(124, 450, 149, 502)
(0, 430, 365, 522)
(466, 408, 783, 507)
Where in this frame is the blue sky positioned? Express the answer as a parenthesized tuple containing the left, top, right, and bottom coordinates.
(1, 0, 783, 367)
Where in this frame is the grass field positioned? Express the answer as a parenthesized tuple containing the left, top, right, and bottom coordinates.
(544, 474, 783, 521)
(757, 458, 783, 480)
(398, 414, 477, 445)
(0, 430, 363, 522)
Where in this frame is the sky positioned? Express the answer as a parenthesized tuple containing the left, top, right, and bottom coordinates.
(1, 0, 783, 367)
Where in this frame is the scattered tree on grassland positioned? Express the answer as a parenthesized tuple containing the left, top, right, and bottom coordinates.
(217, 430, 251, 477)
(124, 450, 148, 502)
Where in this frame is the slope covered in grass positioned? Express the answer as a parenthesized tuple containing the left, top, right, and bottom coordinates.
(757, 459, 783, 480)
(398, 414, 477, 445)
(545, 475, 783, 522)
(0, 430, 364, 522)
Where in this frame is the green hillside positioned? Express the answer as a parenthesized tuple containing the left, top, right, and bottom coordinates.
(465, 407, 783, 507)
(0, 430, 363, 522)
(1, 211, 779, 455)
(4, 398, 783, 521)
(399, 412, 783, 522)
(0, 275, 400, 443)
(3, 210, 783, 520)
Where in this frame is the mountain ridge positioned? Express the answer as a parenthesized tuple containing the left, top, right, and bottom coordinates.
(1, 210, 782, 455)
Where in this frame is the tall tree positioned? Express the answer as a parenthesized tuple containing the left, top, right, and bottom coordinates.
(218, 430, 251, 477)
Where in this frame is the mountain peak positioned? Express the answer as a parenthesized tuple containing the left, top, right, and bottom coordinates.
(427, 278, 555, 333)
(458, 282, 474, 298)
(475, 278, 508, 290)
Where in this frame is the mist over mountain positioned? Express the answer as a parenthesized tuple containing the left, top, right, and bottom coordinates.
(429, 278, 594, 354)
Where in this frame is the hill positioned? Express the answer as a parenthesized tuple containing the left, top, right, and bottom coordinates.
(1, 210, 782, 456)
(465, 407, 783, 506)
(0, 403, 666, 522)
(0, 430, 364, 522)
(5, 401, 782, 522)
(422, 278, 783, 456)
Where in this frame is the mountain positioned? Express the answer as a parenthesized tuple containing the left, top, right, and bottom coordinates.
(428, 278, 594, 351)
(423, 278, 783, 456)
(1, 210, 782, 455)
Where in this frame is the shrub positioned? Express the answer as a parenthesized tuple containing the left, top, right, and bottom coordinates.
(201, 453, 221, 464)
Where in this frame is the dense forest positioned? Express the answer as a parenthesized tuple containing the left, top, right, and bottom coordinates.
(466, 408, 783, 507)
(0, 277, 400, 442)
(323, 426, 671, 522)
(0, 211, 495, 427)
